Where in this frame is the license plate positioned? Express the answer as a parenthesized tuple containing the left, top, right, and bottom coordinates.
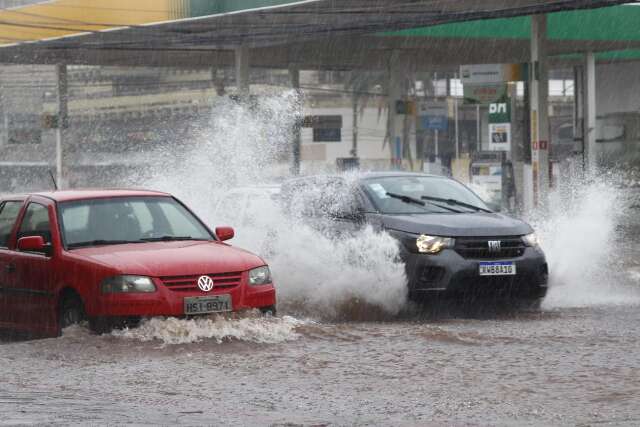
(479, 261, 516, 276)
(184, 295, 232, 315)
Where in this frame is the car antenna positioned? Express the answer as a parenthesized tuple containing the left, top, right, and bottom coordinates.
(48, 169, 59, 191)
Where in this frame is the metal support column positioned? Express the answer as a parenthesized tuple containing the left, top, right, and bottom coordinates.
(235, 45, 250, 96)
(388, 51, 403, 169)
(55, 64, 68, 189)
(0, 89, 7, 147)
(476, 104, 480, 150)
(289, 67, 301, 175)
(454, 74, 460, 160)
(509, 82, 523, 210)
(528, 15, 550, 209)
(583, 52, 597, 173)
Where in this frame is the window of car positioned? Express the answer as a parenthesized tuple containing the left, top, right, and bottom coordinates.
(282, 178, 360, 218)
(362, 176, 488, 214)
(17, 202, 52, 248)
(129, 201, 155, 236)
(155, 200, 210, 238)
(0, 201, 23, 247)
(58, 196, 214, 249)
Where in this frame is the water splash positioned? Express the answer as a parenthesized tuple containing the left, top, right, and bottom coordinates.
(132, 93, 408, 319)
(111, 313, 304, 345)
(138, 92, 301, 219)
(528, 170, 640, 308)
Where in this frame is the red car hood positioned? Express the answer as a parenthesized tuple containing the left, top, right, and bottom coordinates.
(71, 241, 265, 277)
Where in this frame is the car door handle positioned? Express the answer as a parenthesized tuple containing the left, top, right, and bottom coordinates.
(4, 263, 15, 273)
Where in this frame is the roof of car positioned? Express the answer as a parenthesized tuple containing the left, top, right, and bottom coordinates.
(21, 188, 172, 202)
(225, 184, 281, 193)
(283, 171, 444, 184)
(358, 171, 443, 179)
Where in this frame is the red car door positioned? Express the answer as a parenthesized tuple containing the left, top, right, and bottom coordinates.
(0, 199, 25, 328)
(8, 200, 56, 333)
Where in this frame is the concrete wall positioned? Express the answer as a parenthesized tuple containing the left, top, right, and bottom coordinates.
(594, 61, 640, 164)
(300, 106, 389, 171)
(597, 62, 640, 116)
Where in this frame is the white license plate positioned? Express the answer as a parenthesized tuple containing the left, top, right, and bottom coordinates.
(479, 262, 516, 276)
(184, 295, 232, 315)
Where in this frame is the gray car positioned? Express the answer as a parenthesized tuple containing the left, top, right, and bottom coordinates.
(280, 172, 548, 305)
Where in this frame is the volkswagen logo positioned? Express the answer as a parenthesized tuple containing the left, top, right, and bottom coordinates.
(488, 240, 502, 252)
(197, 275, 214, 292)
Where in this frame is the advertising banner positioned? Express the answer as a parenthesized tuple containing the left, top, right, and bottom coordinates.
(489, 123, 511, 151)
(418, 101, 448, 130)
(463, 84, 508, 105)
(460, 63, 528, 85)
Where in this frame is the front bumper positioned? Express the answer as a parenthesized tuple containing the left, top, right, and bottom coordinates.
(87, 273, 276, 317)
(403, 246, 548, 301)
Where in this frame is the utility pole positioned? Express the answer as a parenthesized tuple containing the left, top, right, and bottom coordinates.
(583, 52, 597, 173)
(289, 67, 301, 175)
(235, 45, 250, 97)
(388, 51, 403, 169)
(56, 64, 68, 189)
(528, 15, 550, 209)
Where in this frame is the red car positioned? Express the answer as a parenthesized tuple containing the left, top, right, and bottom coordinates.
(0, 189, 276, 337)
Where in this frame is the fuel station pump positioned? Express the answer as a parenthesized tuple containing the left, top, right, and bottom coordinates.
(469, 151, 516, 212)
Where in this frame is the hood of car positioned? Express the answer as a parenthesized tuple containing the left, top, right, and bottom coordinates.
(71, 241, 265, 277)
(380, 212, 533, 237)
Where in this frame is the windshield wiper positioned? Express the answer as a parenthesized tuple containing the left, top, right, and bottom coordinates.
(420, 195, 492, 213)
(139, 236, 209, 242)
(386, 192, 461, 213)
(386, 192, 426, 206)
(68, 239, 144, 249)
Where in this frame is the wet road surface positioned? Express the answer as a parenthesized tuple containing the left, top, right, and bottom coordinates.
(2, 180, 639, 426)
(1, 304, 639, 426)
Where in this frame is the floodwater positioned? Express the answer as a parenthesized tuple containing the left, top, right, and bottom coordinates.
(2, 97, 640, 425)
(1, 189, 640, 427)
(1, 305, 639, 426)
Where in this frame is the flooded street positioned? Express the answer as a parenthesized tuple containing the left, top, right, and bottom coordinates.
(1, 305, 639, 426)
(2, 1, 640, 425)
(1, 169, 640, 426)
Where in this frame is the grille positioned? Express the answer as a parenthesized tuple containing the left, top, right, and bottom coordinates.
(159, 271, 243, 292)
(455, 236, 526, 260)
(455, 274, 539, 298)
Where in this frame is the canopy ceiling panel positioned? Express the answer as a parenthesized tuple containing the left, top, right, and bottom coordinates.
(0, 0, 633, 66)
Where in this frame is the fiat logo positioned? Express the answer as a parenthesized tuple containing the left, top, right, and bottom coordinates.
(488, 240, 502, 252)
(197, 275, 214, 292)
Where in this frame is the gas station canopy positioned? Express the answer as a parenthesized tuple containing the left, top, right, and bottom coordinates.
(0, 0, 635, 67)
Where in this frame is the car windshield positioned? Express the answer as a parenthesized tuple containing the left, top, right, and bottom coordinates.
(59, 196, 214, 249)
(361, 175, 488, 214)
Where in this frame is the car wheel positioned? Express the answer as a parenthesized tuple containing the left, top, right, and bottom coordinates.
(260, 305, 277, 316)
(59, 292, 86, 334)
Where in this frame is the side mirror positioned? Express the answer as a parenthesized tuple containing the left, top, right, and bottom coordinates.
(215, 226, 235, 242)
(17, 236, 48, 253)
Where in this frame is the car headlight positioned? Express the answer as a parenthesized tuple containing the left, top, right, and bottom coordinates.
(522, 233, 539, 247)
(416, 235, 455, 254)
(101, 275, 156, 293)
(249, 266, 272, 286)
